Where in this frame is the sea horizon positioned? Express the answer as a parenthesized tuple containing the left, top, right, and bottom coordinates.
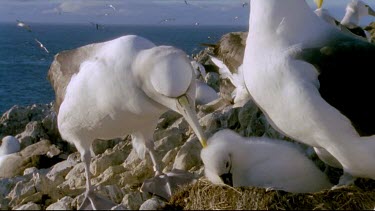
(0, 23, 247, 114)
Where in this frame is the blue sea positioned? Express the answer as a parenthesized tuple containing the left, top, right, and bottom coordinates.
(0, 23, 247, 114)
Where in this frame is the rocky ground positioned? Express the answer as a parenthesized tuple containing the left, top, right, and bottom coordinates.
(0, 27, 374, 210)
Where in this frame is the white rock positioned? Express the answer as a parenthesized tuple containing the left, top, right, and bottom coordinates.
(96, 185, 125, 204)
(14, 202, 41, 210)
(121, 191, 150, 210)
(46, 196, 73, 210)
(23, 167, 38, 176)
(139, 197, 166, 210)
(173, 136, 202, 171)
(46, 159, 77, 185)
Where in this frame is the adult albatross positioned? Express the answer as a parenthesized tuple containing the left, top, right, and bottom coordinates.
(48, 35, 207, 209)
(243, 0, 375, 183)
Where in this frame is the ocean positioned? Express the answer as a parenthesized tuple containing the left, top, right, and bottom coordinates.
(0, 23, 247, 114)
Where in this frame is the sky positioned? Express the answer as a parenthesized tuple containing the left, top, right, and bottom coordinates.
(0, 0, 374, 26)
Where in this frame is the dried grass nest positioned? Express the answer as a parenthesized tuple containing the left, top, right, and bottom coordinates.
(166, 178, 375, 210)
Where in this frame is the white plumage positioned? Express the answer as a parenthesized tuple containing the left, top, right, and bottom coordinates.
(209, 55, 250, 107)
(0, 136, 20, 157)
(53, 35, 207, 209)
(243, 0, 375, 184)
(201, 129, 332, 193)
(314, 0, 374, 41)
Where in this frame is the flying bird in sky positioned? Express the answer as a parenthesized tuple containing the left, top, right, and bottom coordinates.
(34, 39, 49, 53)
(16, 20, 32, 32)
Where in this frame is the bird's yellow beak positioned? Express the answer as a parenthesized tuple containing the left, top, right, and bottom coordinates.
(314, 0, 323, 9)
(177, 95, 207, 148)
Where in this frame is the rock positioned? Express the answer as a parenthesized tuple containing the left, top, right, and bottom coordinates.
(23, 167, 38, 176)
(121, 191, 150, 210)
(139, 196, 166, 210)
(62, 162, 86, 189)
(8, 179, 37, 206)
(213, 32, 247, 73)
(91, 165, 126, 187)
(46, 159, 78, 186)
(96, 185, 125, 204)
(46, 196, 73, 210)
(92, 138, 124, 155)
(111, 204, 129, 210)
(16, 121, 48, 149)
(0, 139, 65, 178)
(0, 104, 55, 140)
(0, 176, 26, 198)
(205, 72, 220, 92)
(0, 154, 24, 178)
(0, 106, 30, 137)
(14, 202, 41, 210)
(173, 136, 203, 171)
(90, 143, 130, 176)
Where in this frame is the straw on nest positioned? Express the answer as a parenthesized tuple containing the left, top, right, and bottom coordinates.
(166, 178, 375, 210)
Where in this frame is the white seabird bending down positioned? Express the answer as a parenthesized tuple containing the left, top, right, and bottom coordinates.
(243, 0, 375, 184)
(201, 130, 332, 193)
(48, 35, 207, 209)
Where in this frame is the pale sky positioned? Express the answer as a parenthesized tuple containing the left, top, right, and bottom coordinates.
(0, 0, 374, 26)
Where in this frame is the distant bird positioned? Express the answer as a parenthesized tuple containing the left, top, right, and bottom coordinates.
(108, 4, 116, 11)
(34, 39, 49, 53)
(159, 18, 176, 24)
(184, 0, 189, 5)
(242, 2, 248, 7)
(0, 136, 20, 157)
(314, 0, 375, 41)
(243, 0, 375, 186)
(340, 0, 375, 39)
(48, 35, 207, 209)
(201, 130, 332, 193)
(234, 16, 239, 20)
(195, 22, 200, 26)
(16, 20, 32, 32)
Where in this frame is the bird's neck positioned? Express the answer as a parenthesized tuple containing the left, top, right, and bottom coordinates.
(248, 0, 332, 48)
(341, 9, 359, 27)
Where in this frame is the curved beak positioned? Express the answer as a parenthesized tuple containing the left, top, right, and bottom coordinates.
(220, 173, 233, 186)
(314, 0, 323, 9)
(177, 95, 207, 148)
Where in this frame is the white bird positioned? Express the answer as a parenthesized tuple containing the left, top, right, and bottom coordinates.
(48, 35, 207, 209)
(341, 0, 375, 29)
(190, 60, 207, 79)
(0, 136, 20, 157)
(243, 0, 375, 185)
(16, 20, 32, 32)
(314, 0, 375, 41)
(195, 80, 219, 105)
(209, 55, 250, 107)
(201, 129, 332, 193)
(35, 39, 49, 53)
(108, 4, 116, 11)
(190, 60, 218, 105)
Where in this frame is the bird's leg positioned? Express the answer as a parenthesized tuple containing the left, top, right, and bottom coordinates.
(78, 150, 97, 210)
(332, 172, 357, 189)
(145, 140, 162, 176)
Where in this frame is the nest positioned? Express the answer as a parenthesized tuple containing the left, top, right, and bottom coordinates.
(166, 178, 375, 210)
